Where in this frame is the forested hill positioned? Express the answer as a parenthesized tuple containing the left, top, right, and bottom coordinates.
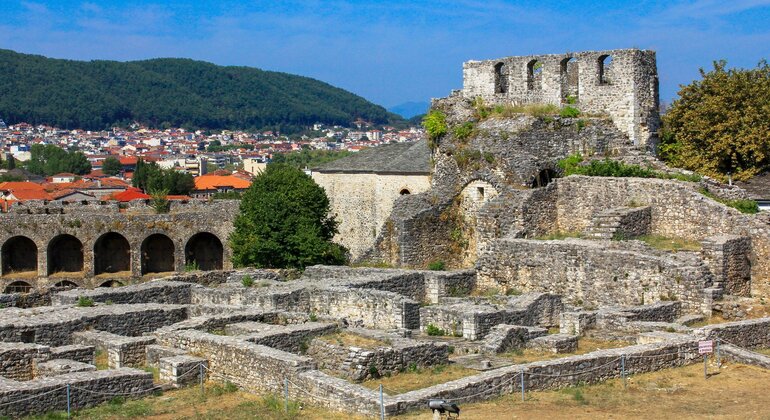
(0, 49, 398, 132)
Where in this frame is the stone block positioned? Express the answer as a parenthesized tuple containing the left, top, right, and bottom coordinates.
(145, 344, 187, 368)
(560, 311, 597, 336)
(526, 334, 578, 353)
(159, 355, 208, 388)
(35, 359, 96, 377)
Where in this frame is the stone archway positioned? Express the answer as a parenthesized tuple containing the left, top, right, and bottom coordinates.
(532, 169, 557, 188)
(53, 280, 79, 289)
(1, 236, 37, 276)
(94, 232, 131, 275)
(4, 280, 32, 294)
(185, 232, 223, 271)
(47, 234, 84, 276)
(99, 280, 124, 288)
(141, 234, 175, 275)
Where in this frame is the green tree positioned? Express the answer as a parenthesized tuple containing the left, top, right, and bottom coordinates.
(24, 144, 91, 176)
(102, 156, 122, 176)
(661, 60, 770, 181)
(230, 163, 347, 269)
(132, 159, 195, 195)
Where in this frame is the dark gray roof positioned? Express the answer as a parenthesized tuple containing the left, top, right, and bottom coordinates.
(313, 141, 431, 174)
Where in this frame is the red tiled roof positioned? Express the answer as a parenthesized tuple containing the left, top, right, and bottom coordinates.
(110, 189, 150, 202)
(194, 175, 251, 191)
(0, 181, 45, 191)
(9, 189, 52, 200)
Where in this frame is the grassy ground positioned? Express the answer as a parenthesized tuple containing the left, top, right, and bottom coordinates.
(94, 350, 108, 370)
(501, 337, 632, 364)
(394, 362, 770, 419)
(316, 332, 386, 349)
(26, 363, 770, 419)
(361, 364, 478, 394)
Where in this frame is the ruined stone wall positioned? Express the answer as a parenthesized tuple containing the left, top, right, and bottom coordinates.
(461, 49, 659, 148)
(308, 287, 420, 330)
(553, 176, 770, 295)
(701, 236, 752, 297)
(476, 239, 712, 313)
(0, 200, 237, 291)
(311, 172, 431, 260)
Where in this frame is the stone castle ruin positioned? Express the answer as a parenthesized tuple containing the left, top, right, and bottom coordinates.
(1, 48, 770, 417)
(461, 49, 660, 148)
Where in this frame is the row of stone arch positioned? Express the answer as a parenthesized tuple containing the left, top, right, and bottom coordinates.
(494, 55, 614, 97)
(2, 279, 124, 294)
(0, 232, 223, 277)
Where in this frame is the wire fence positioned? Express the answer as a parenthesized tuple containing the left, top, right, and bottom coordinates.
(0, 338, 746, 419)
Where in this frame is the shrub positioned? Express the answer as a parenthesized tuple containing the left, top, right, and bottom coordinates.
(428, 261, 446, 271)
(453, 122, 475, 141)
(558, 154, 702, 182)
(184, 261, 199, 272)
(77, 296, 94, 307)
(241, 275, 254, 287)
(560, 106, 581, 118)
(149, 188, 170, 214)
(566, 95, 577, 105)
(425, 324, 447, 336)
(309, 313, 318, 322)
(423, 110, 448, 146)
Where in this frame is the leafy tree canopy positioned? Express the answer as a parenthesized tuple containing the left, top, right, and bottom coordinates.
(661, 60, 770, 181)
(132, 159, 195, 195)
(230, 163, 347, 269)
(24, 144, 91, 176)
(102, 156, 122, 176)
(0, 49, 402, 133)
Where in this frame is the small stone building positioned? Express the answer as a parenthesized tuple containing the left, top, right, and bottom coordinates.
(311, 141, 431, 259)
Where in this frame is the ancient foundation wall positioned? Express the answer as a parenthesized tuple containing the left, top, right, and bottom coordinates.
(476, 239, 712, 313)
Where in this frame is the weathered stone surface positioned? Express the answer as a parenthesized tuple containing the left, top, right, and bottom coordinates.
(52, 281, 195, 305)
(526, 334, 578, 353)
(35, 359, 96, 377)
(72, 330, 156, 368)
(159, 355, 207, 387)
(481, 325, 547, 354)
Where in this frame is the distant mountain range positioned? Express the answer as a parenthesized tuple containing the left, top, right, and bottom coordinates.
(0, 49, 402, 133)
(388, 101, 430, 119)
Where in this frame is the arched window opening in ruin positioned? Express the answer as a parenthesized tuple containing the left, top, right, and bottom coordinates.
(47, 234, 84, 276)
(494, 62, 509, 94)
(1, 236, 37, 276)
(54, 280, 78, 289)
(399, 188, 411, 195)
(94, 232, 131, 275)
(99, 280, 124, 288)
(4, 280, 32, 294)
(477, 186, 485, 200)
(599, 55, 613, 85)
(141, 233, 175, 275)
(531, 169, 557, 188)
(560, 57, 579, 103)
(527, 59, 543, 90)
(185, 232, 223, 271)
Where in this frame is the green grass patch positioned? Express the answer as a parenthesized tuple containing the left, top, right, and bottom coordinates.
(699, 188, 759, 214)
(558, 154, 702, 182)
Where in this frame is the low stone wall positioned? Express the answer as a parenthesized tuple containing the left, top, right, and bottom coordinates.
(701, 235, 751, 297)
(0, 342, 50, 380)
(425, 270, 477, 304)
(385, 338, 700, 414)
(72, 330, 155, 368)
(0, 369, 154, 418)
(477, 238, 711, 314)
(35, 359, 96, 377)
(309, 287, 420, 330)
(306, 332, 448, 381)
(481, 325, 547, 354)
(239, 322, 338, 354)
(159, 355, 207, 387)
(50, 345, 95, 365)
(420, 293, 561, 340)
(154, 329, 314, 392)
(0, 304, 188, 346)
(696, 317, 770, 348)
(720, 344, 770, 369)
(52, 281, 194, 305)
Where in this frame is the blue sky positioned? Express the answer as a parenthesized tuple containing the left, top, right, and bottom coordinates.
(1, 0, 769, 108)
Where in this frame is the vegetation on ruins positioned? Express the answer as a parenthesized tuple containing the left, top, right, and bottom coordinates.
(557, 154, 701, 182)
(76, 296, 94, 307)
(0, 49, 397, 132)
(230, 163, 347, 269)
(241, 275, 254, 287)
(133, 159, 195, 195)
(661, 60, 770, 181)
(24, 144, 91, 176)
(149, 189, 171, 214)
(422, 110, 448, 148)
(698, 187, 759, 214)
(101, 156, 122, 176)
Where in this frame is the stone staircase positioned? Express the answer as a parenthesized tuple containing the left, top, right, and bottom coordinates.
(584, 206, 651, 240)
